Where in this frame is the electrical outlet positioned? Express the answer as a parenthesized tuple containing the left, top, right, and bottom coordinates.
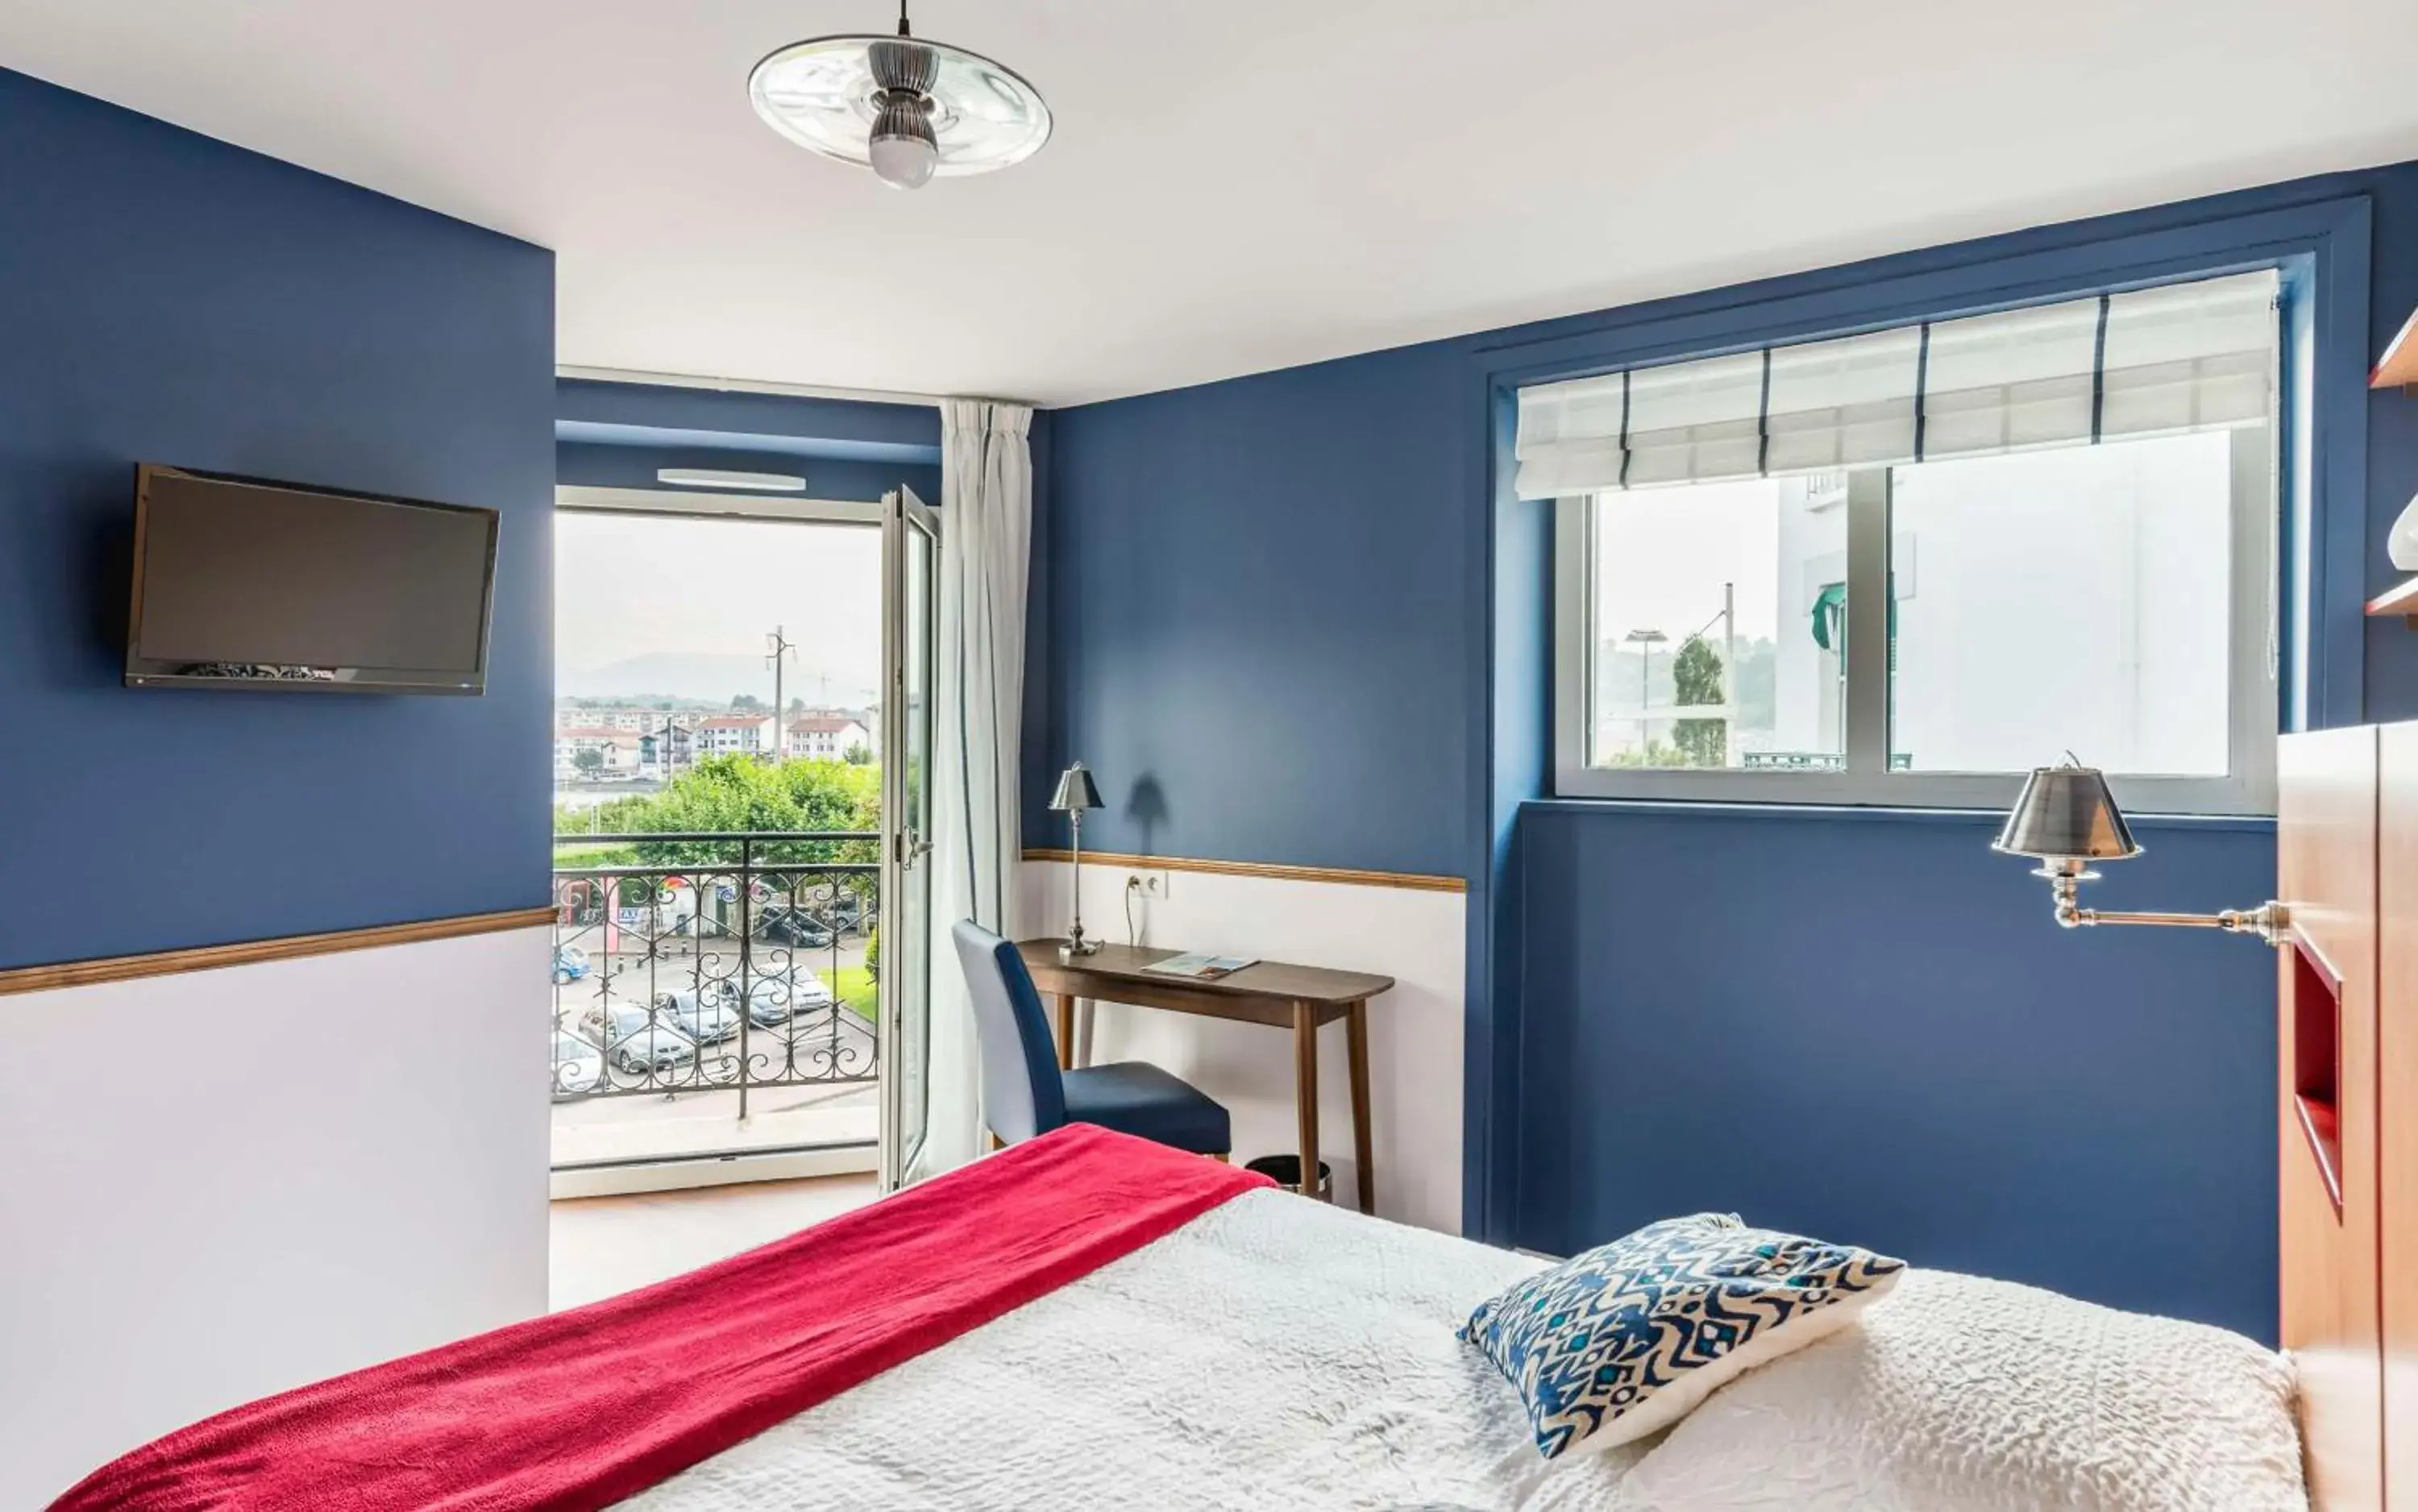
(1126, 868, 1170, 901)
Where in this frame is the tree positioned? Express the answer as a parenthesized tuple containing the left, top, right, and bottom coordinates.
(596, 755, 876, 843)
(571, 755, 885, 920)
(571, 747, 605, 778)
(1671, 634, 1726, 768)
(842, 741, 873, 766)
(729, 693, 765, 712)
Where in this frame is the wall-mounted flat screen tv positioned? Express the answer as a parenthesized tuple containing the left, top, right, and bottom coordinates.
(125, 464, 499, 695)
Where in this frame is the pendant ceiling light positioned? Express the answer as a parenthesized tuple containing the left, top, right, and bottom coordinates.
(749, 1, 1051, 191)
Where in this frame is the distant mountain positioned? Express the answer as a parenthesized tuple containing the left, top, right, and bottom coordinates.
(559, 652, 877, 708)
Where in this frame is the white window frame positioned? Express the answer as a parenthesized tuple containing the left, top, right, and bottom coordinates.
(1552, 424, 2277, 815)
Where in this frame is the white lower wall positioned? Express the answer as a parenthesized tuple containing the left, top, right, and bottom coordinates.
(0, 925, 551, 1507)
(1020, 862, 1465, 1234)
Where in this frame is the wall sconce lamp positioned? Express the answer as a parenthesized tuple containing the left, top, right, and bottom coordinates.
(1049, 762, 1105, 959)
(1993, 759, 2289, 946)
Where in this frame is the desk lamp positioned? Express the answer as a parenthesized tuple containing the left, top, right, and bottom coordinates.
(1050, 762, 1105, 957)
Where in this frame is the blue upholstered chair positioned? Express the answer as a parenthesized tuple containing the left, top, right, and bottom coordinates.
(950, 920, 1231, 1157)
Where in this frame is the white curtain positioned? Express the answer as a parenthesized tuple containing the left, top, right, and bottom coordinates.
(1513, 268, 2277, 498)
(912, 399, 1032, 1183)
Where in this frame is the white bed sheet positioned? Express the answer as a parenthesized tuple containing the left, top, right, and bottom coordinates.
(621, 1188, 1639, 1512)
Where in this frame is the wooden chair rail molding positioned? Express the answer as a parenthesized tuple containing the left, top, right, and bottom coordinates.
(0, 906, 559, 997)
(1020, 848, 1465, 895)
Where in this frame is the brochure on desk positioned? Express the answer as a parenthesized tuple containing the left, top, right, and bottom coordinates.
(1144, 952, 1257, 981)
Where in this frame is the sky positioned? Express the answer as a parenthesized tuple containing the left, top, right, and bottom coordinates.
(1593, 477, 1786, 646)
(555, 512, 883, 707)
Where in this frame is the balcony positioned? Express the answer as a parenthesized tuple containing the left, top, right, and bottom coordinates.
(550, 832, 880, 1173)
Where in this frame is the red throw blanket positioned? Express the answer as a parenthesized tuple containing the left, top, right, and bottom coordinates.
(52, 1124, 1273, 1512)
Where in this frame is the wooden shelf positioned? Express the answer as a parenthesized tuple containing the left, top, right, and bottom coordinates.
(2378, 305, 2418, 390)
(2368, 576, 2418, 625)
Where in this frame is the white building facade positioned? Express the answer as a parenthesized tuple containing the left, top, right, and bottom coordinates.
(785, 715, 873, 761)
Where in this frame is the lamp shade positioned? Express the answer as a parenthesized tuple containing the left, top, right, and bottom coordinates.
(1049, 762, 1103, 812)
(1992, 763, 2142, 862)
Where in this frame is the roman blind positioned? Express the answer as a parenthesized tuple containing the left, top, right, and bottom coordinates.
(1514, 268, 2277, 499)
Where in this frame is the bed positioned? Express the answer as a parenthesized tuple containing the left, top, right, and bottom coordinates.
(46, 1124, 2315, 1512)
(622, 1182, 2309, 1512)
(48, 724, 2418, 1512)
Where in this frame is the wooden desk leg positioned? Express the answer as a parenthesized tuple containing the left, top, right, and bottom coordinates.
(1053, 992, 1076, 1072)
(1293, 1001, 1323, 1201)
(1345, 1000, 1374, 1215)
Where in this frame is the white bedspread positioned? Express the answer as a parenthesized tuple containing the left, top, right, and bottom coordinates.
(623, 1189, 1639, 1511)
(621, 1190, 2304, 1512)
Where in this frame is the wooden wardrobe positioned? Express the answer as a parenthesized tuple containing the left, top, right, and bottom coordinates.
(2278, 725, 2418, 1511)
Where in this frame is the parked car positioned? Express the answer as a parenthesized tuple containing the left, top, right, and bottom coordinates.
(609, 1018, 699, 1078)
(654, 987, 744, 1045)
(580, 1002, 701, 1077)
(827, 895, 876, 936)
(755, 905, 834, 950)
(550, 1031, 603, 1101)
(575, 999, 642, 1045)
(551, 945, 591, 985)
(746, 968, 836, 1027)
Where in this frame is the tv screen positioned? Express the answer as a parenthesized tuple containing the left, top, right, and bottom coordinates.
(125, 465, 499, 694)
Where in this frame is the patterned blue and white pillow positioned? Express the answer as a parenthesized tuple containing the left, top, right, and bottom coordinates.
(1460, 1212, 1904, 1460)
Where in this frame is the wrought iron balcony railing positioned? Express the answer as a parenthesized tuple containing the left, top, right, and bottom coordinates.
(550, 832, 880, 1117)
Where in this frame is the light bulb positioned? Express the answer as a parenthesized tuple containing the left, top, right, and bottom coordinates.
(868, 131, 938, 189)
(868, 92, 938, 190)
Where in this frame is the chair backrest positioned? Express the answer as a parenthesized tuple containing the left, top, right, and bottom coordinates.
(949, 921, 1066, 1144)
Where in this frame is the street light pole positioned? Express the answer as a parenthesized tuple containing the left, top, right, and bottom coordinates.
(1681, 588, 1740, 769)
(1623, 627, 1669, 754)
(1722, 582, 1735, 748)
(767, 626, 798, 762)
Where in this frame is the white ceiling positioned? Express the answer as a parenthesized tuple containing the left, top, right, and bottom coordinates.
(6, 1, 2418, 408)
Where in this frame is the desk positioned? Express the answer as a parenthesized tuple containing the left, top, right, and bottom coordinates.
(1016, 941, 1394, 1215)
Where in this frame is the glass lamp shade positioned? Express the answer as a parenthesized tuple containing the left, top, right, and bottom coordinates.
(749, 33, 1051, 182)
(1049, 763, 1103, 812)
(1992, 764, 2143, 863)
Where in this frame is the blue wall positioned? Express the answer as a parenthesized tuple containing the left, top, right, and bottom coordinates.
(1036, 159, 2418, 1340)
(0, 69, 556, 970)
(556, 377, 941, 465)
(553, 376, 945, 504)
(1037, 349, 1470, 874)
(555, 440, 939, 505)
(1516, 805, 2279, 1339)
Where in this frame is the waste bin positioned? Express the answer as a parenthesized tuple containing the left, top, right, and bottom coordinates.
(1244, 1154, 1332, 1199)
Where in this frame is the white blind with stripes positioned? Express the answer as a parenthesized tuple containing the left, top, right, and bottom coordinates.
(1513, 268, 2278, 499)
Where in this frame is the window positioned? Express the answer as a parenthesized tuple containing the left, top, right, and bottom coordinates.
(1536, 271, 2278, 813)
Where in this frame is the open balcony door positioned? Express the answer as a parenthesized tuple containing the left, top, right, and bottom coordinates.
(879, 486, 938, 1191)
